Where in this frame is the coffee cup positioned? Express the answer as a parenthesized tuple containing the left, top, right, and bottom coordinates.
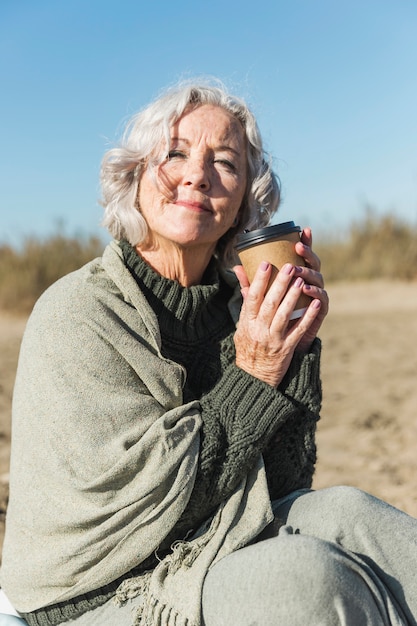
(234, 221, 312, 320)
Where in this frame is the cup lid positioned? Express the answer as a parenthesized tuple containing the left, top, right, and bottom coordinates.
(234, 221, 301, 251)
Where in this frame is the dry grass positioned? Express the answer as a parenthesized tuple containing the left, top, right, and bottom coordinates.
(315, 209, 417, 282)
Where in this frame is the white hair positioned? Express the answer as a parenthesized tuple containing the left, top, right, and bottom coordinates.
(100, 78, 281, 266)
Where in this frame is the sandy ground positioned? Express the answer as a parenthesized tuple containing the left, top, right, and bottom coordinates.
(1, 280, 417, 559)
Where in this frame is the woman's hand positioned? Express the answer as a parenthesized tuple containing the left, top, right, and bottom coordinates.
(233, 227, 328, 387)
(293, 226, 329, 353)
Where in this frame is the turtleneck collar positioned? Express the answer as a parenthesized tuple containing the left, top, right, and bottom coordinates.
(119, 240, 234, 341)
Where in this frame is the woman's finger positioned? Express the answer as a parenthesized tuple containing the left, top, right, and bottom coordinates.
(300, 226, 313, 248)
(240, 262, 295, 319)
(233, 264, 250, 290)
(295, 227, 321, 272)
(295, 241, 321, 272)
(256, 264, 299, 327)
(296, 266, 324, 289)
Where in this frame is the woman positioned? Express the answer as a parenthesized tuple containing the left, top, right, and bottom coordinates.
(1, 80, 416, 626)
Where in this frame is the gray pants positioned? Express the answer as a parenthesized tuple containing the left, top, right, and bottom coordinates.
(49, 486, 416, 625)
(202, 486, 416, 625)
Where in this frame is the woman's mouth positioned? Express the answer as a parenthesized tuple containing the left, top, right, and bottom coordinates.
(175, 199, 212, 213)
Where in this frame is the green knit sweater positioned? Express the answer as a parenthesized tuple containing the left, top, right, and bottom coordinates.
(121, 241, 321, 542)
(21, 241, 321, 625)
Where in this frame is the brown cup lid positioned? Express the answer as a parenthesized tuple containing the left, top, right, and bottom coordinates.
(234, 221, 301, 252)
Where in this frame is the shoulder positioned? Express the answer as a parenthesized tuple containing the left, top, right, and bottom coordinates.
(30, 246, 114, 320)
(26, 241, 158, 345)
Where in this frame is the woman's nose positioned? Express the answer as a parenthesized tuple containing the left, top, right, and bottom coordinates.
(182, 157, 210, 190)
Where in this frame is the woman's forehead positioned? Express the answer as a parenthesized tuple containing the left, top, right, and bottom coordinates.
(169, 104, 246, 148)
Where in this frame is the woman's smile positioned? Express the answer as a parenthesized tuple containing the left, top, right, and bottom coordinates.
(173, 197, 212, 213)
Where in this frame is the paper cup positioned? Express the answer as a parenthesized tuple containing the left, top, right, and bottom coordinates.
(235, 221, 312, 319)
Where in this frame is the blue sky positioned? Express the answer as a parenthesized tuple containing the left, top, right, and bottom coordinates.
(1, 0, 416, 245)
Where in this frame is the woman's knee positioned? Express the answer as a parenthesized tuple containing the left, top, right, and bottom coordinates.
(319, 485, 377, 512)
(276, 485, 380, 537)
(202, 534, 357, 625)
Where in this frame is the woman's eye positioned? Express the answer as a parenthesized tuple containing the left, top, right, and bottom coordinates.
(215, 159, 236, 171)
(167, 150, 186, 160)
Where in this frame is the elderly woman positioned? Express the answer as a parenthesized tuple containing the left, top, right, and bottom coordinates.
(1, 80, 417, 626)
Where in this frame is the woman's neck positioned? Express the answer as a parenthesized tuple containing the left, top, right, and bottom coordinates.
(135, 242, 215, 287)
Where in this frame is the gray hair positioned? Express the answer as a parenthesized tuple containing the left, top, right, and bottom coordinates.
(100, 79, 281, 266)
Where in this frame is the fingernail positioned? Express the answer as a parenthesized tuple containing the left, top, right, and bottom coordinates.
(294, 266, 303, 273)
(312, 299, 321, 308)
(260, 261, 270, 271)
(282, 263, 293, 274)
(294, 277, 304, 288)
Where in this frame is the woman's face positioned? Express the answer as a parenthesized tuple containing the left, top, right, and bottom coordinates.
(137, 104, 247, 254)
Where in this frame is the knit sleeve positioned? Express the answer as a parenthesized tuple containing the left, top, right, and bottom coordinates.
(262, 338, 322, 499)
(172, 338, 322, 535)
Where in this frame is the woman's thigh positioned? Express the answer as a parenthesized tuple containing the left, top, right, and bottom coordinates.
(202, 529, 406, 626)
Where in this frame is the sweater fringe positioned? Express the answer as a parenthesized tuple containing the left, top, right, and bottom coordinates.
(114, 512, 221, 626)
